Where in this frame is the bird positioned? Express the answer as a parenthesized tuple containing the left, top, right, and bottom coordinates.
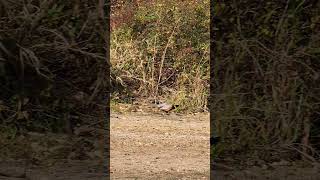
(156, 102, 179, 113)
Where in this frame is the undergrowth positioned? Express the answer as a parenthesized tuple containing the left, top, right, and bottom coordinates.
(112, 0, 320, 162)
(0, 1, 108, 135)
(212, 0, 320, 162)
(111, 0, 210, 112)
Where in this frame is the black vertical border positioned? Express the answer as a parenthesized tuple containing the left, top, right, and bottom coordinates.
(106, 0, 111, 179)
(209, 0, 215, 176)
(98, 0, 110, 179)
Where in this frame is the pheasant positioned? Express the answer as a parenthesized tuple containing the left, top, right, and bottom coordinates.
(156, 102, 179, 113)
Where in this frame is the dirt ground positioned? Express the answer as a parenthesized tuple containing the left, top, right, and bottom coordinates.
(110, 112, 210, 179)
(111, 111, 320, 180)
(2, 110, 320, 179)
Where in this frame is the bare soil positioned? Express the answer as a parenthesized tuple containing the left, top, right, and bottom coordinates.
(110, 111, 320, 180)
(110, 112, 210, 179)
(2, 110, 320, 179)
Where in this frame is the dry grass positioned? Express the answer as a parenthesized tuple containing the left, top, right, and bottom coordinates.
(0, 1, 108, 134)
(211, 1, 320, 161)
(111, 0, 210, 112)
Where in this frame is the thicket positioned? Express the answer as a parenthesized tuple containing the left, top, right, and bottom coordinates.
(212, 1, 320, 161)
(111, 0, 210, 112)
(0, 1, 108, 136)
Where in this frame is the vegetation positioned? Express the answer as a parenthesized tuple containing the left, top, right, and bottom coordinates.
(212, 1, 320, 162)
(1, 0, 319, 166)
(112, 0, 320, 163)
(0, 0, 108, 160)
(111, 0, 210, 112)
